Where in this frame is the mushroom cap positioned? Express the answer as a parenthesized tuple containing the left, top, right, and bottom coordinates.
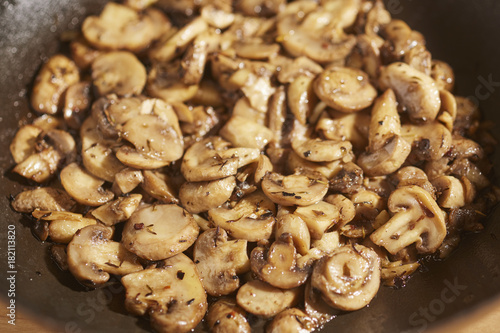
(10, 125, 43, 164)
(370, 185, 447, 254)
(193, 228, 250, 296)
(67, 224, 143, 287)
(206, 298, 250, 333)
(311, 244, 380, 311)
(121, 253, 207, 333)
(60, 162, 114, 206)
(179, 176, 236, 214)
(11, 187, 75, 213)
(267, 308, 315, 333)
(357, 135, 411, 177)
(122, 204, 199, 261)
(314, 67, 377, 113)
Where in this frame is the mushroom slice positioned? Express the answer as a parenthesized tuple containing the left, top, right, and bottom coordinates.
(275, 213, 310, 256)
(63, 81, 92, 129)
(31, 54, 80, 114)
(251, 233, 310, 289)
(147, 60, 199, 103)
(121, 253, 207, 333)
(70, 37, 102, 70)
(91, 51, 147, 97)
(311, 244, 380, 311)
(122, 204, 199, 261)
(181, 136, 260, 182)
(10, 125, 43, 164)
(208, 191, 276, 242)
(431, 175, 466, 209)
(294, 201, 341, 240)
(277, 56, 323, 84)
(206, 298, 250, 333)
(32, 210, 98, 244)
(13, 147, 61, 183)
(201, 5, 235, 29)
(267, 308, 315, 333)
(11, 187, 76, 213)
(261, 170, 329, 206)
(291, 120, 353, 163)
(287, 75, 318, 125)
(304, 279, 337, 327)
(314, 67, 377, 113)
(220, 115, 274, 150)
(379, 62, 441, 122)
(357, 135, 411, 177)
(82, 142, 126, 183)
(179, 176, 236, 214)
(236, 280, 301, 318)
(277, 2, 357, 64)
(316, 110, 370, 151)
(181, 31, 219, 86)
(91, 194, 142, 226)
(431, 60, 455, 92)
(141, 170, 179, 204)
(370, 185, 446, 254)
(113, 168, 144, 194)
(82, 2, 170, 52)
(401, 122, 452, 161)
(437, 90, 457, 132)
(193, 228, 250, 296)
(60, 163, 114, 206)
(67, 224, 142, 287)
(392, 166, 436, 198)
(118, 114, 184, 167)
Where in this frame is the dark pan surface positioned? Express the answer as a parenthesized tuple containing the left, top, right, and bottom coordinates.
(1, 1, 499, 332)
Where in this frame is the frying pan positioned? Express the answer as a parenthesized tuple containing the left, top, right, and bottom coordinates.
(1, 0, 500, 332)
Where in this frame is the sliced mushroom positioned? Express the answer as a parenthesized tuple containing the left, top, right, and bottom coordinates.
(90, 194, 142, 226)
(404, 44, 432, 75)
(311, 244, 380, 311)
(275, 213, 310, 256)
(63, 81, 92, 129)
(32, 210, 98, 244)
(10, 125, 43, 164)
(266, 308, 315, 333)
(122, 204, 199, 260)
(277, 1, 357, 64)
(82, 142, 126, 183)
(431, 176, 466, 209)
(370, 185, 447, 254)
(262, 170, 329, 206)
(380, 19, 425, 63)
(208, 191, 276, 242)
(113, 168, 144, 194)
(379, 62, 441, 122)
(91, 51, 147, 97)
(70, 37, 102, 70)
(251, 233, 310, 289)
(193, 228, 250, 296)
(431, 60, 455, 92)
(67, 224, 143, 287)
(147, 60, 199, 103)
(314, 67, 377, 113)
(121, 253, 207, 333)
(141, 170, 179, 204)
(277, 56, 323, 84)
(294, 201, 340, 240)
(316, 110, 370, 151)
(391, 166, 436, 198)
(31, 54, 80, 114)
(11, 187, 76, 213)
(13, 147, 61, 183)
(220, 115, 274, 150)
(180, 176, 236, 214)
(181, 31, 220, 86)
(287, 75, 318, 125)
(206, 298, 250, 333)
(82, 2, 170, 52)
(401, 121, 452, 161)
(201, 5, 235, 29)
(60, 163, 114, 206)
(236, 280, 301, 318)
(181, 136, 260, 182)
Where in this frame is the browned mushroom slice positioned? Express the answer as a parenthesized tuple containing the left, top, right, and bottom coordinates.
(140, 170, 179, 204)
(431, 175, 466, 209)
(380, 19, 425, 63)
(304, 279, 337, 327)
(436, 90, 457, 132)
(90, 194, 142, 226)
(121, 253, 207, 333)
(201, 5, 235, 29)
(32, 210, 98, 244)
(277, 56, 323, 84)
(287, 75, 318, 125)
(31, 54, 80, 114)
(11, 187, 75, 213)
(181, 31, 220, 86)
(294, 201, 341, 240)
(431, 60, 455, 92)
(70, 37, 102, 70)
(181, 136, 260, 182)
(193, 228, 250, 296)
(82, 142, 126, 183)
(261, 170, 329, 206)
(147, 60, 199, 103)
(314, 67, 377, 113)
(13, 147, 61, 183)
(63, 81, 92, 129)
(251, 233, 310, 289)
(67, 224, 143, 287)
(316, 110, 370, 151)
(206, 298, 250, 333)
(9, 125, 43, 164)
(370, 185, 446, 254)
(60, 163, 114, 206)
(404, 44, 432, 75)
(275, 213, 310, 256)
(92, 51, 147, 97)
(379, 62, 441, 122)
(123, 0, 158, 11)
(311, 244, 380, 311)
(277, 1, 357, 64)
(267, 308, 315, 333)
(392, 166, 436, 198)
(220, 115, 274, 149)
(113, 168, 144, 194)
(401, 122, 452, 161)
(122, 204, 199, 261)
(208, 191, 276, 242)
(179, 176, 236, 214)
(82, 2, 170, 52)
(236, 280, 301, 318)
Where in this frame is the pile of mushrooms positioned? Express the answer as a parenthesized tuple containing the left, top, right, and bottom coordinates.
(9, 0, 500, 332)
